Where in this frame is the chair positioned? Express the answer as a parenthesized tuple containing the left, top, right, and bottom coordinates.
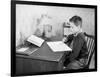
(83, 32, 95, 69)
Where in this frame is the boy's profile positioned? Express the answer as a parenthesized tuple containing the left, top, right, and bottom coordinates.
(63, 15, 88, 69)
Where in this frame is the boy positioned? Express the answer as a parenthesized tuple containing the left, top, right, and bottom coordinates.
(63, 15, 88, 69)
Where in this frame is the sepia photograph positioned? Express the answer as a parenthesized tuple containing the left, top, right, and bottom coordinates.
(11, 0, 97, 76)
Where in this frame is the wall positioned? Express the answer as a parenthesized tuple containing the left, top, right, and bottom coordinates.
(16, 4, 95, 46)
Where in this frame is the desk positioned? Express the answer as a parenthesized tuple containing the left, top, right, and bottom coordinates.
(16, 40, 70, 75)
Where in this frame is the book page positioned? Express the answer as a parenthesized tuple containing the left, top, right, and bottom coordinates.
(47, 41, 72, 52)
(17, 47, 29, 52)
(27, 35, 44, 47)
(16, 47, 38, 55)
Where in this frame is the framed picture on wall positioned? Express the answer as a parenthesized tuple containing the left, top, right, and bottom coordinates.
(11, 0, 97, 76)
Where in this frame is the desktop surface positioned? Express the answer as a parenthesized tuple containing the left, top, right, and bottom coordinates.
(16, 36, 70, 75)
(16, 41, 66, 62)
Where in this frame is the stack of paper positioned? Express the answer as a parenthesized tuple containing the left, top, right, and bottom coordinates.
(16, 47, 38, 55)
(27, 35, 45, 47)
(47, 41, 72, 52)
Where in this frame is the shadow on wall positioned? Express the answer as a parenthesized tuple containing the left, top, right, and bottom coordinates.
(16, 14, 63, 47)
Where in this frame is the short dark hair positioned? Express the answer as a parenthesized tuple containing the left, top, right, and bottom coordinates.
(69, 15, 82, 27)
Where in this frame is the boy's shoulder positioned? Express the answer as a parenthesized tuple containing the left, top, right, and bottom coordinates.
(77, 32, 86, 41)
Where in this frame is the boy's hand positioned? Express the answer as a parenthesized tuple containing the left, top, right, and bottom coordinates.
(62, 37, 67, 42)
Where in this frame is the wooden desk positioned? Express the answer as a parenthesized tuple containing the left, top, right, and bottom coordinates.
(16, 41, 70, 75)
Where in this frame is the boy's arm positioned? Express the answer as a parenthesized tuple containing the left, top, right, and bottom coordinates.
(69, 36, 84, 61)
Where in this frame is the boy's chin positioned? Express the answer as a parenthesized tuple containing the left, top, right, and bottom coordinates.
(68, 32, 74, 35)
(67, 33, 73, 36)
(67, 32, 76, 36)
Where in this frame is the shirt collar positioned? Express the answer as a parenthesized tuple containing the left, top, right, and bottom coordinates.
(73, 29, 82, 37)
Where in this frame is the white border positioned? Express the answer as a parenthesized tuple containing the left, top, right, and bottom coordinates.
(0, 0, 99, 77)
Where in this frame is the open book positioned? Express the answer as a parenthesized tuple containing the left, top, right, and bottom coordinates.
(27, 35, 45, 47)
(47, 41, 72, 52)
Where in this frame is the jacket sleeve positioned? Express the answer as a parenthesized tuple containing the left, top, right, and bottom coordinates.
(69, 36, 84, 61)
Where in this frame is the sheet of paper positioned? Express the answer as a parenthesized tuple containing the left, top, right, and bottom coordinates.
(16, 47, 38, 55)
(17, 47, 29, 52)
(27, 35, 44, 47)
(47, 41, 72, 52)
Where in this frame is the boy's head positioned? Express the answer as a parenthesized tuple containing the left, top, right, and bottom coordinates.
(69, 15, 82, 27)
(67, 15, 82, 34)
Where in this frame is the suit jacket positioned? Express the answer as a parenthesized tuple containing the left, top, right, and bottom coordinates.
(65, 33, 88, 62)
